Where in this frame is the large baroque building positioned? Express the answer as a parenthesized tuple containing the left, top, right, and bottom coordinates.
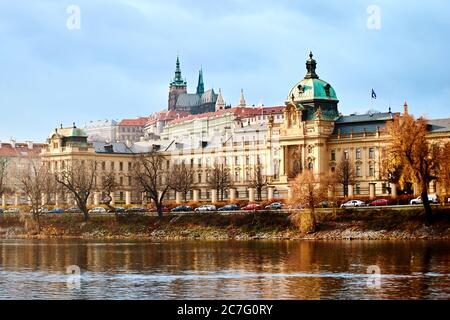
(36, 53, 450, 206)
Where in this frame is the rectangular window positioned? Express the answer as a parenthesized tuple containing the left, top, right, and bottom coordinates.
(197, 172, 202, 183)
(110, 162, 115, 170)
(369, 148, 375, 159)
(331, 150, 336, 161)
(344, 150, 349, 160)
(102, 161, 106, 170)
(369, 164, 375, 177)
(356, 148, 361, 159)
(356, 166, 362, 177)
(355, 183, 361, 195)
(119, 162, 123, 171)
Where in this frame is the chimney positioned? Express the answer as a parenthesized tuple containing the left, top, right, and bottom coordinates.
(10, 139, 16, 148)
(27, 141, 34, 150)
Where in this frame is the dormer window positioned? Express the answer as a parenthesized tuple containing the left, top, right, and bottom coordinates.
(297, 84, 304, 94)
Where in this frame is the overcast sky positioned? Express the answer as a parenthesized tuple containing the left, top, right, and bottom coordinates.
(0, 0, 449, 141)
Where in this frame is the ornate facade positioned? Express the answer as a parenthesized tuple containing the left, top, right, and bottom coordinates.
(36, 53, 450, 206)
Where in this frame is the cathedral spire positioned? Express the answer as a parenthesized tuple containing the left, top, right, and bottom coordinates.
(216, 89, 225, 111)
(239, 89, 246, 107)
(170, 55, 187, 87)
(196, 68, 205, 95)
(305, 51, 319, 79)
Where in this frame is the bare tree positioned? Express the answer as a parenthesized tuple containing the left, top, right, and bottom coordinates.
(55, 160, 97, 222)
(100, 170, 118, 218)
(386, 112, 442, 225)
(0, 157, 10, 203)
(206, 163, 232, 202)
(131, 152, 172, 218)
(18, 158, 55, 232)
(335, 156, 356, 197)
(248, 164, 267, 201)
(169, 163, 194, 202)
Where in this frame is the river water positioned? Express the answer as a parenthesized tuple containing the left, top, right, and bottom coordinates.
(0, 239, 448, 300)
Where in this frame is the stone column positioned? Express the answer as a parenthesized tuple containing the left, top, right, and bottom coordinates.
(267, 187, 274, 201)
(369, 183, 376, 200)
(14, 193, 19, 206)
(348, 185, 354, 198)
(55, 193, 59, 207)
(229, 188, 236, 203)
(211, 189, 218, 204)
(125, 191, 131, 205)
(175, 192, 182, 204)
(287, 186, 293, 202)
(390, 183, 397, 198)
(248, 188, 255, 203)
(94, 192, 100, 206)
(111, 192, 116, 206)
(1, 194, 6, 207)
(193, 189, 200, 202)
(413, 183, 419, 196)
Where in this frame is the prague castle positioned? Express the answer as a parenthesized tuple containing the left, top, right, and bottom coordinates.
(29, 53, 450, 206)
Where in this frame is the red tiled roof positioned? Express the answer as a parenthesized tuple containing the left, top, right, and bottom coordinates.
(168, 106, 285, 126)
(118, 117, 149, 127)
(0, 143, 46, 157)
(146, 110, 190, 126)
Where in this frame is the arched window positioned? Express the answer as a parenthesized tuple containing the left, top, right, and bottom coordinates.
(308, 161, 314, 171)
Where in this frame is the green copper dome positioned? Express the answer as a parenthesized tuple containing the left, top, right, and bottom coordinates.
(287, 52, 338, 102)
(287, 78, 338, 102)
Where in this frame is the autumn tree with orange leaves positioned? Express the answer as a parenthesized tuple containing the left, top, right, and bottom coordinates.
(386, 105, 442, 225)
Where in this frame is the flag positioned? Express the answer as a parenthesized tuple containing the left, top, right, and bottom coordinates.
(371, 89, 377, 99)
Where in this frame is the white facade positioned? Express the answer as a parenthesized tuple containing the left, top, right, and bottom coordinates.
(83, 119, 118, 143)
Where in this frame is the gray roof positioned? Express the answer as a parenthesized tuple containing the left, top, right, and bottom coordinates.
(335, 112, 394, 124)
(428, 118, 450, 133)
(176, 90, 217, 108)
(333, 112, 394, 135)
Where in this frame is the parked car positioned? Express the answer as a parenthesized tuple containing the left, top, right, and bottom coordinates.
(369, 199, 389, 207)
(49, 208, 65, 214)
(125, 207, 147, 213)
(29, 207, 50, 214)
(171, 206, 193, 213)
(340, 200, 366, 208)
(66, 207, 81, 213)
(89, 207, 107, 214)
(5, 208, 20, 214)
(195, 205, 217, 212)
(148, 206, 169, 213)
(265, 202, 284, 210)
(241, 204, 263, 211)
(410, 194, 439, 205)
(107, 207, 125, 213)
(218, 204, 240, 211)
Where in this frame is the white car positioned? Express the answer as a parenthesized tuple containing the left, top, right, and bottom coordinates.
(340, 200, 366, 208)
(5, 208, 20, 214)
(410, 194, 438, 205)
(195, 205, 217, 212)
(88, 207, 107, 214)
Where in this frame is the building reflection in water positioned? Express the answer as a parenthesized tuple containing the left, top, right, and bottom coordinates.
(0, 239, 448, 299)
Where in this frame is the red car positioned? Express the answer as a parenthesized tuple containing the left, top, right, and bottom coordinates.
(369, 199, 389, 206)
(148, 206, 169, 213)
(241, 204, 263, 211)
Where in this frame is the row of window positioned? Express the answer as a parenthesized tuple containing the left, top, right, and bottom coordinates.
(331, 147, 376, 161)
